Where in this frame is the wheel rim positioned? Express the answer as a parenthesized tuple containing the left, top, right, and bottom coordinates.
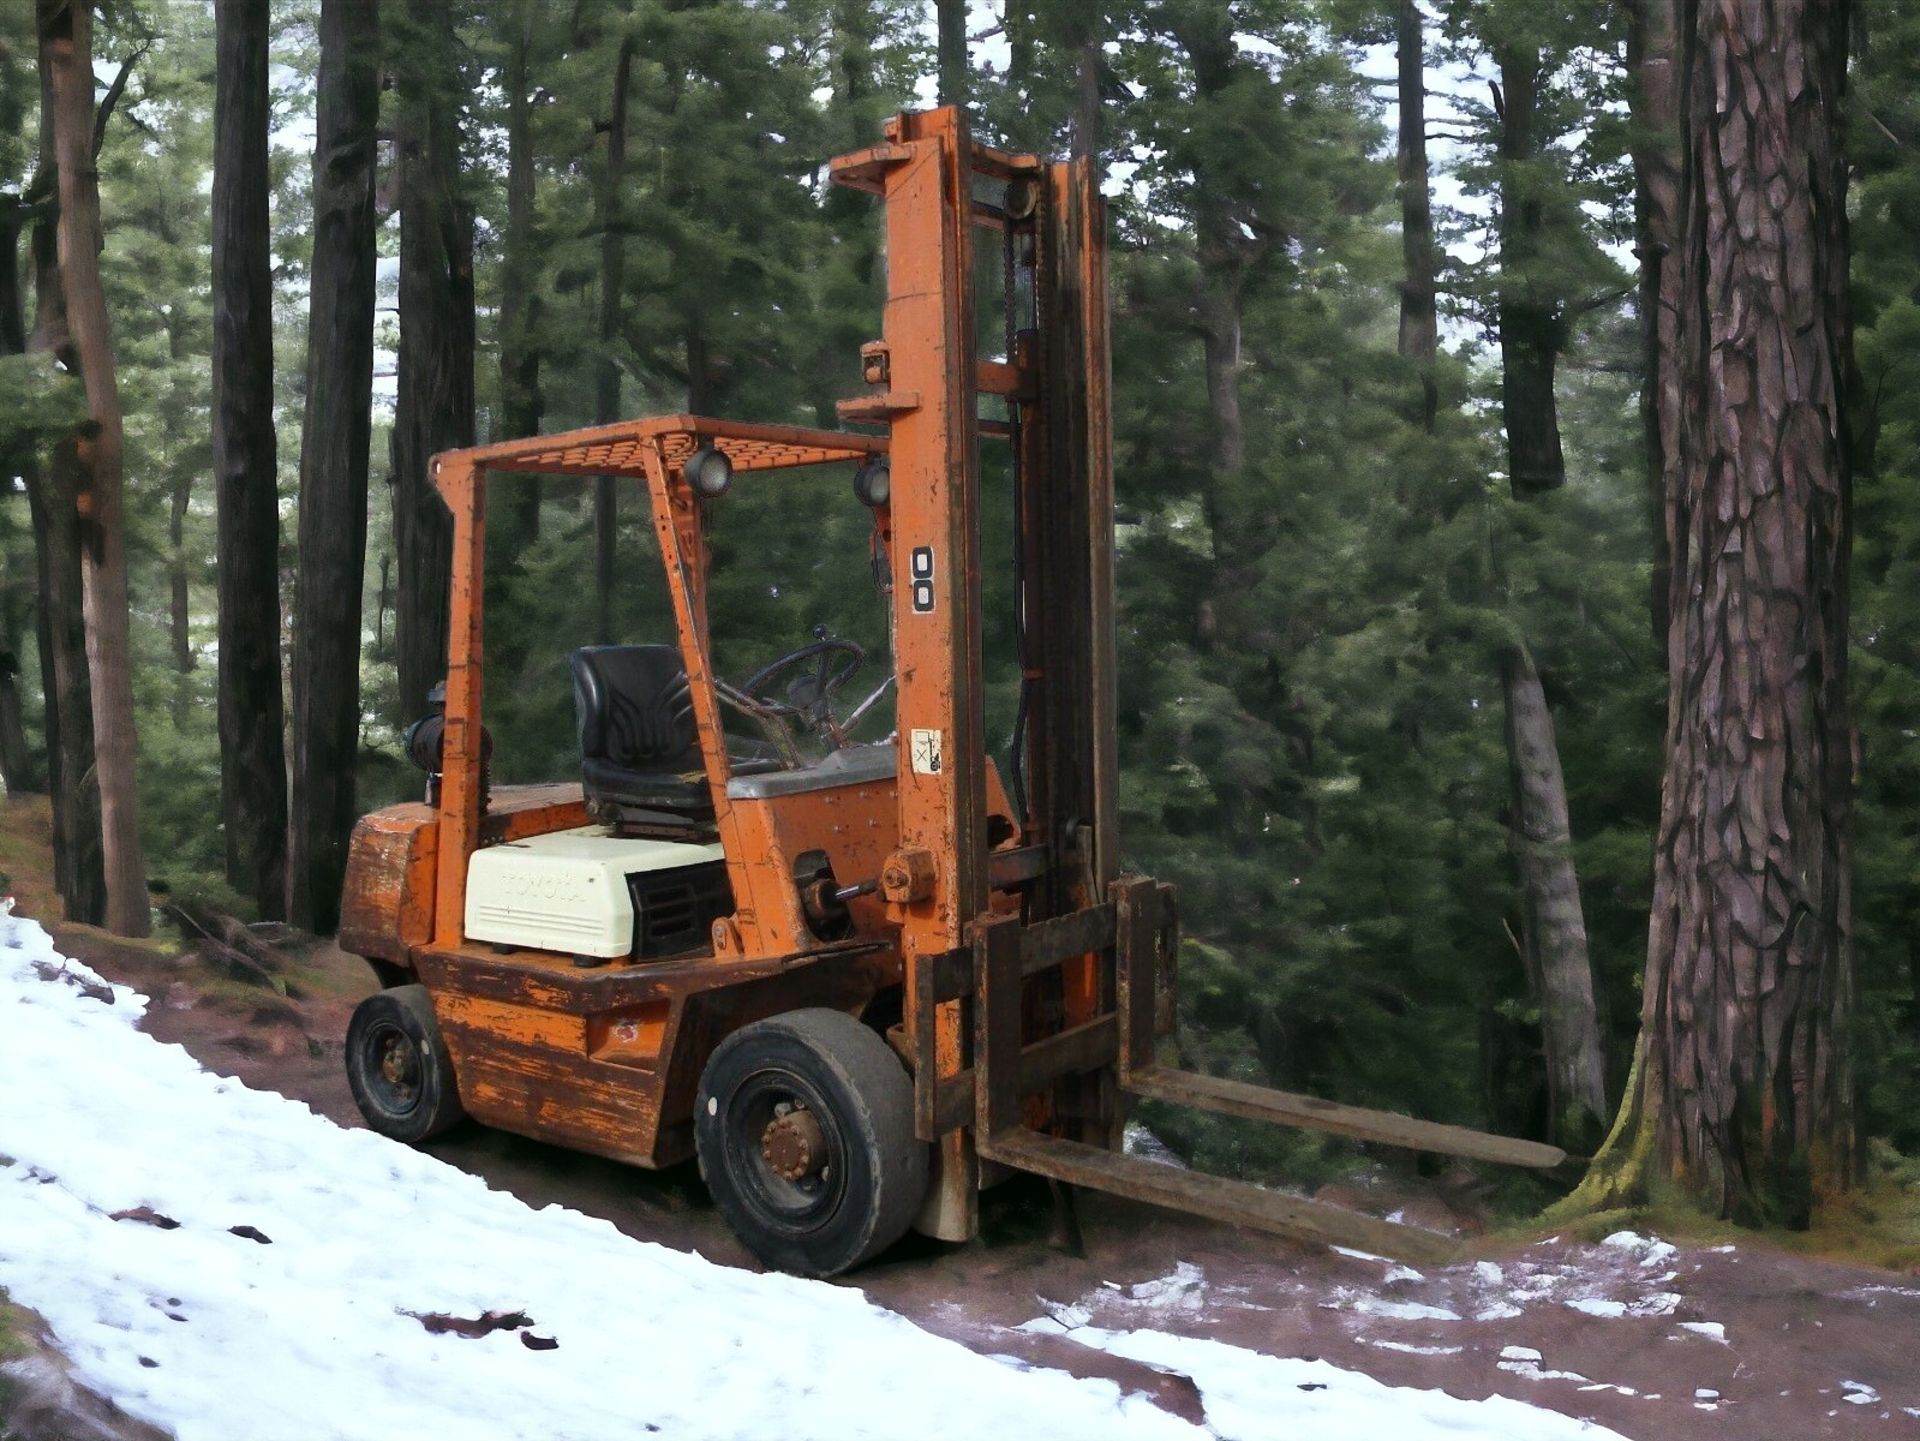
(723, 1066, 849, 1236)
(362, 1019, 423, 1117)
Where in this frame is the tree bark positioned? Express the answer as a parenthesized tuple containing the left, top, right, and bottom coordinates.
(0, 199, 45, 798)
(0, 646, 34, 795)
(1573, 0, 1856, 1226)
(491, 0, 542, 561)
(1501, 641, 1608, 1146)
(38, 0, 148, 936)
(212, 0, 288, 919)
(168, 465, 193, 724)
(23, 451, 104, 921)
(1396, 0, 1438, 431)
(1629, 0, 1683, 659)
(289, 0, 380, 936)
(593, 37, 634, 648)
(935, 0, 968, 107)
(15, 158, 103, 918)
(1493, 45, 1567, 496)
(391, 0, 474, 724)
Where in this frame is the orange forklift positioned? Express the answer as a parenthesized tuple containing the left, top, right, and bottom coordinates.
(336, 106, 1562, 1277)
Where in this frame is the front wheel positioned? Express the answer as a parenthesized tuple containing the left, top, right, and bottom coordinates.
(345, 984, 466, 1143)
(696, 1008, 928, 1277)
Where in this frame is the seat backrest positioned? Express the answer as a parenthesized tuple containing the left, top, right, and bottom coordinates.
(569, 645, 700, 773)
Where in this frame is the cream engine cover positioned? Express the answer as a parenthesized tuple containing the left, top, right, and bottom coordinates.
(464, 825, 724, 958)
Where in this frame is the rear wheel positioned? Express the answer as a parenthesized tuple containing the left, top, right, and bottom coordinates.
(696, 1008, 927, 1277)
(345, 985, 466, 1143)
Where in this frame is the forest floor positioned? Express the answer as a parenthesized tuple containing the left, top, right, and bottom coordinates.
(3, 800, 1918, 1440)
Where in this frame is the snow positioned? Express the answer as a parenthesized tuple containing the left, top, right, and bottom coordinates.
(1841, 1381, 1881, 1406)
(1362, 1339, 1462, 1356)
(0, 910, 1195, 1441)
(1599, 1231, 1678, 1268)
(0, 907, 1638, 1441)
(1066, 1329, 1631, 1440)
(1565, 1298, 1628, 1319)
(1675, 1321, 1728, 1343)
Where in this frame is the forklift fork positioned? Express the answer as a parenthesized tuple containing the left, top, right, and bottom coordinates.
(965, 880, 1565, 1265)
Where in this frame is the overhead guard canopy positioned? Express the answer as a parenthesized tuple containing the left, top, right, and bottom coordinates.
(444, 414, 887, 485)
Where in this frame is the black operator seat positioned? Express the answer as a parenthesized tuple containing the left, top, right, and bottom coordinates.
(567, 645, 752, 837)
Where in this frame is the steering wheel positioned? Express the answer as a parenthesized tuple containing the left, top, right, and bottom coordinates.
(741, 626, 866, 731)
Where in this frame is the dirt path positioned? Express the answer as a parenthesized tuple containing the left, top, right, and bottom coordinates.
(46, 924, 1920, 1440)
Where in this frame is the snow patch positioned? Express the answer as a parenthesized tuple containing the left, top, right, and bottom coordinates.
(1362, 1339, 1463, 1356)
(1125, 1263, 1208, 1313)
(1064, 1328, 1633, 1440)
(1565, 1298, 1627, 1320)
(1330, 1291, 1462, 1323)
(1330, 1246, 1393, 1265)
(1841, 1381, 1880, 1406)
(0, 910, 1198, 1441)
(1600, 1231, 1678, 1268)
(1675, 1321, 1727, 1343)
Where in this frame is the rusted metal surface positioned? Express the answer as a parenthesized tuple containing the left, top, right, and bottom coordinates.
(430, 452, 485, 951)
(832, 106, 993, 1238)
(417, 941, 894, 1169)
(1113, 877, 1160, 1079)
(973, 914, 1023, 1136)
(762, 1107, 826, 1181)
(337, 805, 438, 965)
(1016, 903, 1117, 979)
(1123, 1068, 1569, 1170)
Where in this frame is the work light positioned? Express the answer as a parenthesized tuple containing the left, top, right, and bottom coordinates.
(853, 456, 890, 508)
(685, 443, 733, 497)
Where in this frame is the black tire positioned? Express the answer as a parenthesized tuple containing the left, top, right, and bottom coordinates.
(345, 985, 466, 1144)
(696, 1008, 928, 1277)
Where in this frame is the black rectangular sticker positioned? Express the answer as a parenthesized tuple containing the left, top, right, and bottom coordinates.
(910, 546, 935, 613)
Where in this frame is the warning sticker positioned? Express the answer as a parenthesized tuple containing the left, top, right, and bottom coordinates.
(910, 728, 944, 776)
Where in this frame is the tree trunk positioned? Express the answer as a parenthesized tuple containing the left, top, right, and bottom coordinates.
(39, 0, 148, 936)
(0, 198, 44, 797)
(593, 37, 634, 648)
(1493, 45, 1567, 496)
(1629, 0, 1683, 659)
(15, 159, 103, 918)
(1571, 0, 1855, 1227)
(0, 646, 34, 796)
(492, 0, 542, 561)
(212, 0, 288, 919)
(391, 0, 474, 724)
(288, 0, 380, 936)
(1501, 641, 1608, 1146)
(23, 453, 104, 921)
(1396, 0, 1438, 431)
(168, 466, 193, 724)
(935, 0, 968, 107)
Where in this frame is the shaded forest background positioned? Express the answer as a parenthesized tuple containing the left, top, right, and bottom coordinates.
(2, 0, 1917, 1201)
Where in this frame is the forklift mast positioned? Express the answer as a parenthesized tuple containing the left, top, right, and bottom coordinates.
(830, 108, 1124, 1231)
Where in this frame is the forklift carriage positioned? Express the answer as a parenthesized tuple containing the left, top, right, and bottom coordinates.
(336, 107, 1562, 1277)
